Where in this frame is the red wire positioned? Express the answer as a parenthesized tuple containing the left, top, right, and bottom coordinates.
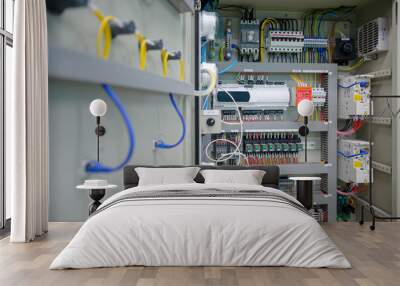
(337, 120, 363, 136)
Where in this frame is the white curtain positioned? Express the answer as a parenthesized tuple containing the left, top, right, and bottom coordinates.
(7, 0, 49, 242)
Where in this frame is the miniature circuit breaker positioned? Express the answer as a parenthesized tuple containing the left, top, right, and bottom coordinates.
(338, 75, 371, 119)
(312, 87, 327, 107)
(266, 31, 304, 53)
(338, 139, 370, 184)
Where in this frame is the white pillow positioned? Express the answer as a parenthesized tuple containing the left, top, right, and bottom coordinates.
(135, 167, 200, 186)
(200, 169, 266, 185)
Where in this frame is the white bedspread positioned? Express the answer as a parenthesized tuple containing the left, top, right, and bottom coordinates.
(50, 183, 351, 269)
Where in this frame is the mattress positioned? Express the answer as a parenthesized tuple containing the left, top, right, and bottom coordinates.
(50, 183, 351, 269)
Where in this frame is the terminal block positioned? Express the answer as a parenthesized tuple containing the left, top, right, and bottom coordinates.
(304, 37, 328, 49)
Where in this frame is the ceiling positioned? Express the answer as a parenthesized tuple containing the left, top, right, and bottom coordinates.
(218, 0, 376, 11)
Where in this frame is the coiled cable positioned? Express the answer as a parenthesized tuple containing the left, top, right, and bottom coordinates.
(154, 94, 186, 149)
(86, 84, 136, 172)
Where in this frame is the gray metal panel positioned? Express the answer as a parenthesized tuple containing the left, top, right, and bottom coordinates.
(314, 192, 334, 205)
(221, 121, 330, 133)
(327, 64, 338, 222)
(0, 36, 3, 228)
(392, 0, 400, 215)
(278, 163, 330, 175)
(47, 0, 194, 221)
(218, 0, 374, 11)
(167, 0, 194, 13)
(48, 47, 194, 96)
(217, 62, 338, 74)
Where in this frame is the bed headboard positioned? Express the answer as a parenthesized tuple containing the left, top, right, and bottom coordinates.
(123, 165, 280, 189)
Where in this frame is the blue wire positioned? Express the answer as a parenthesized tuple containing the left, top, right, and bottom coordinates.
(201, 39, 209, 63)
(338, 82, 368, 89)
(337, 149, 368, 158)
(218, 58, 238, 75)
(154, 93, 186, 149)
(202, 96, 209, 110)
(218, 43, 239, 75)
(86, 84, 136, 173)
(201, 47, 206, 63)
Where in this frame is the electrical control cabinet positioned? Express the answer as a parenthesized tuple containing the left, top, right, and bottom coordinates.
(338, 139, 370, 184)
(197, 0, 396, 222)
(338, 76, 371, 119)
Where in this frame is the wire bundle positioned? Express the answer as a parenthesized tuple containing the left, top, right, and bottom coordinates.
(337, 184, 362, 196)
(204, 87, 248, 165)
(259, 18, 278, 63)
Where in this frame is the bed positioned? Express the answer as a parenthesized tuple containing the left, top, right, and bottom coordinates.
(50, 165, 350, 269)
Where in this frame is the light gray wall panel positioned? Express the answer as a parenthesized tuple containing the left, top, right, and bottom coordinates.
(47, 0, 193, 221)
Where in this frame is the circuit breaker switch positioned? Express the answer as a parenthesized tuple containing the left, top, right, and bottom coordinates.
(338, 139, 370, 183)
(338, 75, 371, 119)
(201, 110, 222, 134)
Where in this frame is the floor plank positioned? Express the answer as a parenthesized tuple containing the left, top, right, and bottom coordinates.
(0, 222, 399, 286)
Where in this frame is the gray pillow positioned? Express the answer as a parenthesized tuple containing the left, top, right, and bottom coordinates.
(135, 167, 201, 186)
(200, 169, 266, 185)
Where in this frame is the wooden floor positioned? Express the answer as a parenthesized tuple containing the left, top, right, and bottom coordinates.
(0, 222, 399, 286)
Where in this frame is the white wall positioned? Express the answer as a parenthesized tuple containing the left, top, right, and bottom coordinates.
(47, 0, 194, 221)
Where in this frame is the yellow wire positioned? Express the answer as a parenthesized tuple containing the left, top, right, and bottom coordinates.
(96, 15, 115, 60)
(338, 58, 365, 72)
(260, 18, 277, 63)
(161, 49, 185, 81)
(161, 49, 169, 77)
(179, 59, 185, 81)
(93, 8, 183, 80)
(136, 32, 147, 70)
(93, 8, 104, 21)
(290, 75, 300, 84)
(290, 74, 304, 85)
(195, 67, 217, 97)
(218, 47, 224, 62)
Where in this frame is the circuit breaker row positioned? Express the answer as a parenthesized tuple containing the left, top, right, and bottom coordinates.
(240, 25, 331, 60)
